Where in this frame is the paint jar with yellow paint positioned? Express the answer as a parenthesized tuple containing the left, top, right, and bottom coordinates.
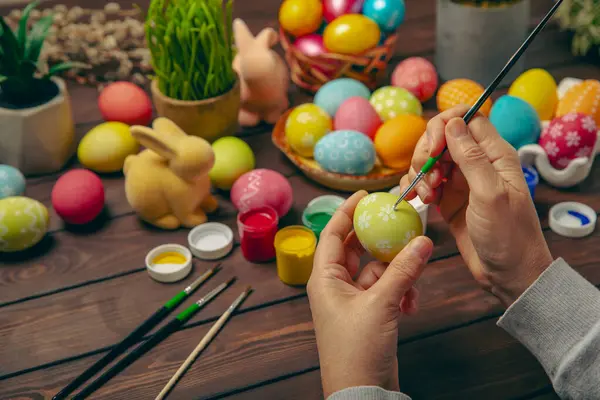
(274, 226, 317, 286)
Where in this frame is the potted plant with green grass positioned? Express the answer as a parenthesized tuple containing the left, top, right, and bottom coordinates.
(0, 1, 82, 176)
(145, 0, 240, 142)
(556, 0, 600, 60)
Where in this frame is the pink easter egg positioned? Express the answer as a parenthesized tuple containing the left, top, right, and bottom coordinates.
(392, 57, 438, 103)
(294, 34, 327, 57)
(51, 169, 105, 224)
(323, 0, 365, 22)
(231, 169, 293, 217)
(538, 113, 598, 169)
(334, 96, 382, 140)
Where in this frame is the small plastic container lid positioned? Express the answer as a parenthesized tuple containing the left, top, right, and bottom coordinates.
(389, 186, 429, 232)
(188, 222, 234, 260)
(549, 202, 597, 238)
(146, 244, 193, 283)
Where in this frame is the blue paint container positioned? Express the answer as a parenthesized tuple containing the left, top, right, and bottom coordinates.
(522, 165, 539, 199)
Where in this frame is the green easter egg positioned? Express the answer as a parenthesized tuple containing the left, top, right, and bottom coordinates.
(370, 86, 423, 121)
(0, 196, 49, 252)
(353, 192, 422, 263)
(209, 137, 256, 190)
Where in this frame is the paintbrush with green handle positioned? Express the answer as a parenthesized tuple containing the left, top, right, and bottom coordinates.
(73, 277, 236, 399)
(53, 264, 221, 400)
(393, 0, 564, 210)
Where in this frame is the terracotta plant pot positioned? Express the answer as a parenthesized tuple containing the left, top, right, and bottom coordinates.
(151, 78, 241, 142)
(0, 77, 75, 176)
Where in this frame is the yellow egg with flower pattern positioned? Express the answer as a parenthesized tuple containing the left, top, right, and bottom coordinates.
(353, 192, 423, 263)
(285, 104, 333, 157)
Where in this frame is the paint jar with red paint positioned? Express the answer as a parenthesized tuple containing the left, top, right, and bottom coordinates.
(237, 206, 279, 263)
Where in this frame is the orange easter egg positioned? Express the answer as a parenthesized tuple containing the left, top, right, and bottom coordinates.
(374, 114, 427, 171)
(437, 79, 492, 116)
(556, 79, 600, 126)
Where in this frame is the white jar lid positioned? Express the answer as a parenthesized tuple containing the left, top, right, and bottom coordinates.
(146, 244, 193, 283)
(188, 222, 234, 260)
(549, 202, 597, 238)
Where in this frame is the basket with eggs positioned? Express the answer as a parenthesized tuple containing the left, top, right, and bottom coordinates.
(273, 56, 440, 192)
(278, 0, 405, 93)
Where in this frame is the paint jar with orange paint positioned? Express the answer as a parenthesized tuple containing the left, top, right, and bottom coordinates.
(274, 226, 317, 286)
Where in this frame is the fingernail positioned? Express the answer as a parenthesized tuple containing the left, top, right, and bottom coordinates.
(448, 120, 467, 138)
(409, 236, 432, 262)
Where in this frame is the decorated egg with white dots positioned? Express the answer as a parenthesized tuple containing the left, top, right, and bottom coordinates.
(0, 196, 49, 252)
(391, 57, 438, 102)
(354, 192, 423, 263)
(285, 104, 333, 158)
(370, 86, 422, 121)
(437, 79, 493, 116)
(0, 165, 26, 199)
(314, 130, 376, 175)
(538, 113, 598, 170)
(556, 79, 600, 126)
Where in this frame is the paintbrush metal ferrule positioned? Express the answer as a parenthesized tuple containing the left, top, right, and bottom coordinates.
(184, 264, 221, 295)
(196, 277, 236, 307)
(229, 286, 252, 312)
(393, 171, 425, 210)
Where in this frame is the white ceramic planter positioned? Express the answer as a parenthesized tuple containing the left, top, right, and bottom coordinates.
(0, 77, 75, 176)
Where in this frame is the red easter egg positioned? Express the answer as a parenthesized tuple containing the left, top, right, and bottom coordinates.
(323, 0, 365, 22)
(294, 34, 327, 57)
(538, 113, 598, 169)
(334, 96, 382, 140)
(392, 57, 438, 102)
(98, 81, 153, 126)
(230, 169, 293, 217)
(52, 169, 105, 224)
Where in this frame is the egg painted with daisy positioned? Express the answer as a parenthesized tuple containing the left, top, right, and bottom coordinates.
(538, 113, 598, 170)
(285, 104, 333, 158)
(353, 192, 423, 263)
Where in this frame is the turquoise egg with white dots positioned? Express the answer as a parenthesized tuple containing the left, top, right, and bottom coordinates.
(0, 165, 26, 199)
(370, 86, 422, 121)
(314, 130, 376, 175)
(314, 78, 371, 116)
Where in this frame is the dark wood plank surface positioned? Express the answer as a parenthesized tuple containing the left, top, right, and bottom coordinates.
(2, 0, 599, 399)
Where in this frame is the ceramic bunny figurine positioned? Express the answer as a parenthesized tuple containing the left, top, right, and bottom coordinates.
(124, 118, 218, 229)
(232, 18, 290, 127)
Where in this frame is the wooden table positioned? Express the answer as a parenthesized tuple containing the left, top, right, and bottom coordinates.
(2, 0, 599, 399)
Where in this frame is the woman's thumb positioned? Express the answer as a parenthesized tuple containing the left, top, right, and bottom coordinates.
(373, 236, 433, 304)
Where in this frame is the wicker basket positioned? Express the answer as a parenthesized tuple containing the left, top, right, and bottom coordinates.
(279, 27, 398, 94)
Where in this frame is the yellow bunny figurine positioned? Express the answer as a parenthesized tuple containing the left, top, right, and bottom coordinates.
(124, 118, 218, 229)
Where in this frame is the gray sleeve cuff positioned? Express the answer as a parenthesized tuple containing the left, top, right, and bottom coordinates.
(497, 257, 600, 377)
(328, 387, 412, 400)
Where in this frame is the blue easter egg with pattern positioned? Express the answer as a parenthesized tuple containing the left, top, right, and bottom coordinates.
(314, 78, 371, 116)
(314, 130, 376, 175)
(0, 165, 26, 199)
(490, 95, 541, 149)
(362, 0, 405, 32)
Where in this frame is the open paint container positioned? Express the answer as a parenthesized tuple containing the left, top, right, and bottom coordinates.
(237, 205, 279, 263)
(188, 223, 234, 260)
(302, 195, 345, 239)
(146, 244, 193, 283)
(549, 202, 597, 238)
(389, 186, 429, 233)
(522, 165, 539, 199)
(274, 226, 317, 286)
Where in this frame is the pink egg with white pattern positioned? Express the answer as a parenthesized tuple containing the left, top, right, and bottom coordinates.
(230, 169, 293, 217)
(538, 113, 598, 169)
(391, 57, 438, 102)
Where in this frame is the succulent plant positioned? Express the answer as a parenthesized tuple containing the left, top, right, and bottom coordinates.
(556, 0, 600, 58)
(0, 1, 83, 107)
